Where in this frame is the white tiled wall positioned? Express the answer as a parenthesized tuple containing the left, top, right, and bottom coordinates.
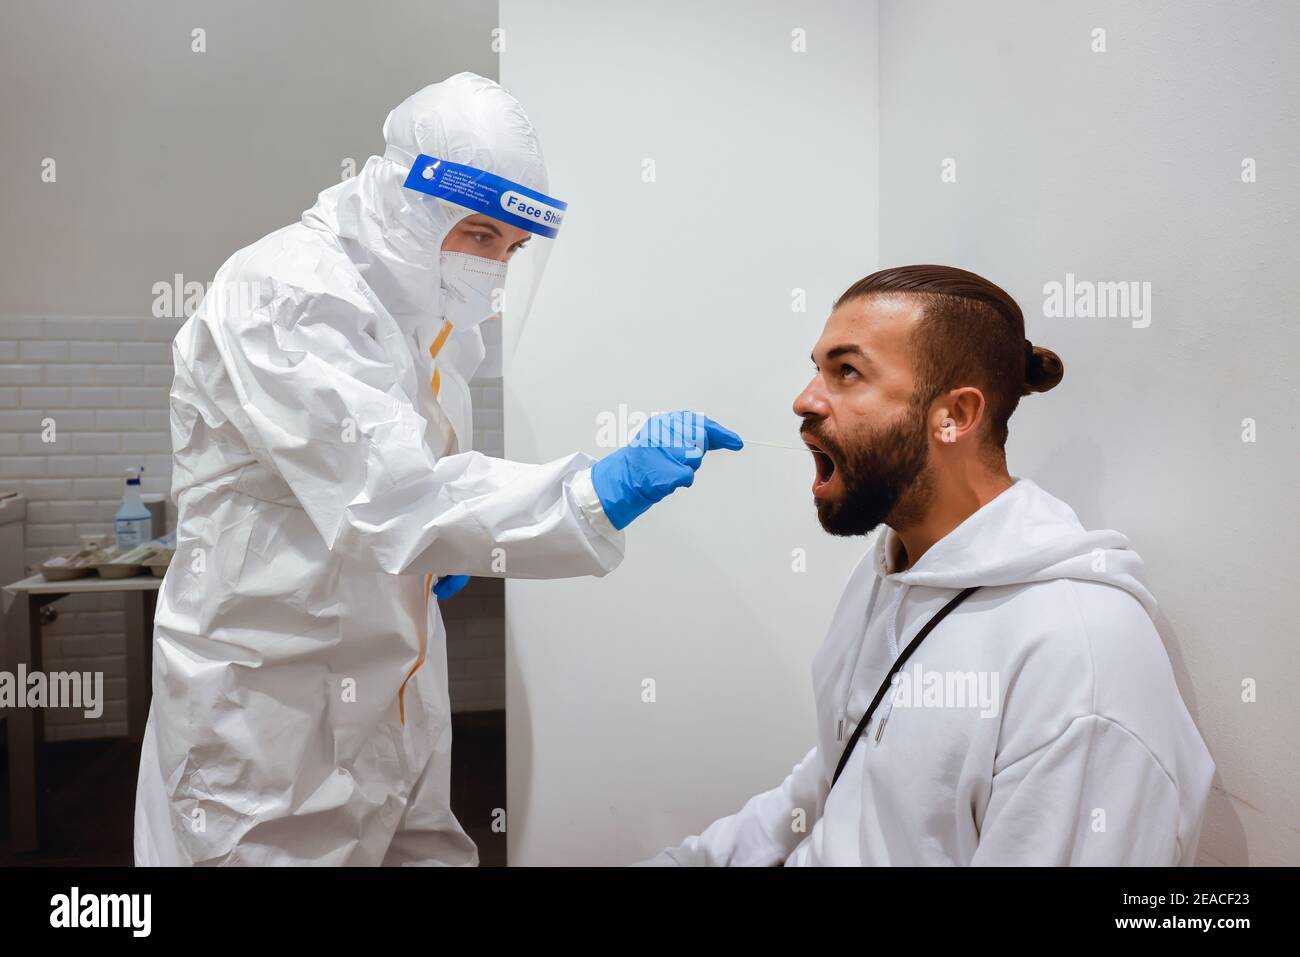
(449, 378, 507, 713)
(0, 313, 506, 740)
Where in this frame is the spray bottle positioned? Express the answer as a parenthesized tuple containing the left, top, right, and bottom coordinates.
(114, 466, 152, 549)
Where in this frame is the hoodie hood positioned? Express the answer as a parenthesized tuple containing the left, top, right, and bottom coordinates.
(875, 478, 1157, 616)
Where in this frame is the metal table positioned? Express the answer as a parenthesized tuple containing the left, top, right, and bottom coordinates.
(2, 573, 160, 854)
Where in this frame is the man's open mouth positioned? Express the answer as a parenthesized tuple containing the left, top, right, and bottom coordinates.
(802, 432, 838, 497)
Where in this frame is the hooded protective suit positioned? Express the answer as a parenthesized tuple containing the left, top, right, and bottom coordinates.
(648, 479, 1215, 866)
(134, 73, 624, 866)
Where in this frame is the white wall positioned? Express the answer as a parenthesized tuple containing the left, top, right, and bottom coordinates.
(502, 0, 879, 864)
(503, 0, 1297, 866)
(0, 0, 507, 732)
(876, 0, 1299, 866)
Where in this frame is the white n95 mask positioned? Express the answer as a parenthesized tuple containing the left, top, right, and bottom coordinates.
(439, 251, 506, 381)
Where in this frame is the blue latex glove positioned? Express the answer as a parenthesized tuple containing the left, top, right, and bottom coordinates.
(432, 575, 471, 600)
(591, 411, 744, 530)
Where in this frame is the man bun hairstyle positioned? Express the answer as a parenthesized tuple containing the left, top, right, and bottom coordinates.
(835, 264, 1063, 449)
(1024, 341, 1065, 395)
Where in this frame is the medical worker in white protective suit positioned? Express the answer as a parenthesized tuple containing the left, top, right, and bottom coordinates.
(134, 72, 742, 866)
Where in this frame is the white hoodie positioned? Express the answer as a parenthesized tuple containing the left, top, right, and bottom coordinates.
(655, 479, 1214, 866)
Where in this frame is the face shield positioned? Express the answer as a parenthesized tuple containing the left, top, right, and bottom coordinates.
(402, 154, 563, 379)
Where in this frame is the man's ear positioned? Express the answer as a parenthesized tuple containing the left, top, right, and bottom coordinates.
(931, 387, 986, 446)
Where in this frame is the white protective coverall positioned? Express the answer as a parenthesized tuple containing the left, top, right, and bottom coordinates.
(649, 479, 1214, 866)
(134, 73, 624, 865)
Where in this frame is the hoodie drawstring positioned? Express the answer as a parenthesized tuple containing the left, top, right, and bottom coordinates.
(877, 583, 910, 728)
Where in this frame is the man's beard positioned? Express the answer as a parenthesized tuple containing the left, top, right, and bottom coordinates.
(805, 403, 934, 537)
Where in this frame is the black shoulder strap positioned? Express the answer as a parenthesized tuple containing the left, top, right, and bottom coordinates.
(830, 585, 980, 789)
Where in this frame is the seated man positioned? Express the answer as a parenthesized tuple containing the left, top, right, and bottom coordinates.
(648, 264, 1215, 866)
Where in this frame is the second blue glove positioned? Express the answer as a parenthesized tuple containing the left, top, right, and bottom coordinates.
(432, 575, 471, 600)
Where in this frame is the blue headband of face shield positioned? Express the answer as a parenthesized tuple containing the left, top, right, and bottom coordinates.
(401, 154, 567, 240)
